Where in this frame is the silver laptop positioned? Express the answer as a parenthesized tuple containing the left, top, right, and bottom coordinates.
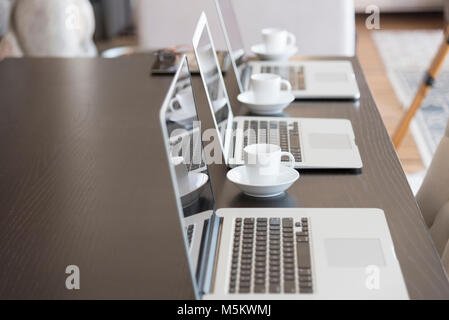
(214, 0, 360, 100)
(193, 12, 363, 169)
(159, 56, 409, 299)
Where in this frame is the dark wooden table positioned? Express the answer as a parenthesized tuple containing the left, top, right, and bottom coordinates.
(0, 54, 448, 299)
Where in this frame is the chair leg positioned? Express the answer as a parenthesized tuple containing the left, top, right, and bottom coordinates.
(393, 26, 449, 149)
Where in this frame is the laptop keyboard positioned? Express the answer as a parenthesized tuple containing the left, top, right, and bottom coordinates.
(240, 120, 302, 163)
(260, 65, 306, 90)
(229, 217, 313, 294)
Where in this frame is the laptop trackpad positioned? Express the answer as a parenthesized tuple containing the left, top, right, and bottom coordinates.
(314, 72, 348, 82)
(309, 133, 352, 149)
(325, 238, 386, 267)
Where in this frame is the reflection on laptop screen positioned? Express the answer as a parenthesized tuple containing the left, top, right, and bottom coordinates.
(215, 0, 247, 92)
(160, 56, 216, 295)
(216, 0, 245, 58)
(194, 16, 233, 163)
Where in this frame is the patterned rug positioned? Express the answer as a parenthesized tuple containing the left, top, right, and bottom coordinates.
(372, 31, 449, 167)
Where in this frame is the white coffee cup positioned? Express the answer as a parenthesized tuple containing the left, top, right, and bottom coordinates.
(169, 88, 196, 115)
(172, 156, 191, 194)
(262, 28, 296, 54)
(243, 144, 295, 184)
(251, 73, 292, 103)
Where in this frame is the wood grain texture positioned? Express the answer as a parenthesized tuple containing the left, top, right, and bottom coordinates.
(0, 54, 448, 299)
(0, 56, 195, 299)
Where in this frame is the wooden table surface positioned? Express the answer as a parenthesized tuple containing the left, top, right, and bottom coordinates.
(0, 54, 448, 299)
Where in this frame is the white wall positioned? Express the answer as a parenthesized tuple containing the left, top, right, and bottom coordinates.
(136, 0, 228, 50)
(233, 0, 355, 56)
(0, 0, 12, 37)
(354, 0, 443, 13)
(136, 0, 356, 56)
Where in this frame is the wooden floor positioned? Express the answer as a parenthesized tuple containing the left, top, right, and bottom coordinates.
(355, 13, 445, 173)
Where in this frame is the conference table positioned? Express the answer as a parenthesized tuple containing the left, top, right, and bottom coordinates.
(0, 54, 448, 299)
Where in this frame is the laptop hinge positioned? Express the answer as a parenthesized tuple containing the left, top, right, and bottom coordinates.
(242, 65, 251, 91)
(203, 216, 223, 295)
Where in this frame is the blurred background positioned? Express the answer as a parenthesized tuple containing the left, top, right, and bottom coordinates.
(0, 0, 448, 191)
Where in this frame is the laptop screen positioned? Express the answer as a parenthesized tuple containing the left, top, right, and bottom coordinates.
(160, 56, 217, 297)
(193, 14, 233, 164)
(215, 0, 247, 92)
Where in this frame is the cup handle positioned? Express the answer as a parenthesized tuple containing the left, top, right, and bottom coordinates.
(287, 33, 296, 47)
(169, 97, 179, 112)
(281, 152, 295, 167)
(280, 79, 292, 92)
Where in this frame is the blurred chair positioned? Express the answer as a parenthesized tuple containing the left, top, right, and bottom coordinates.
(0, 0, 12, 39)
(443, 242, 449, 271)
(91, 0, 134, 40)
(1, 0, 97, 58)
(135, 0, 355, 56)
(416, 120, 449, 270)
(0, 0, 22, 59)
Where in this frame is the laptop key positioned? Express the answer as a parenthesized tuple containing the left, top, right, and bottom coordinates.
(244, 218, 254, 224)
(284, 274, 295, 281)
(269, 276, 280, 284)
(284, 281, 296, 293)
(239, 287, 250, 293)
(298, 268, 311, 276)
(300, 287, 313, 294)
(299, 281, 313, 288)
(269, 284, 281, 293)
(284, 264, 295, 270)
(282, 218, 293, 227)
(254, 285, 266, 293)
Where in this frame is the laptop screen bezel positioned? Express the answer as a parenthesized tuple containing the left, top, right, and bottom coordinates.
(214, 0, 247, 93)
(192, 12, 234, 167)
(159, 55, 218, 299)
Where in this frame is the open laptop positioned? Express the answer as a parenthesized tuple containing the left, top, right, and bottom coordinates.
(159, 56, 409, 299)
(193, 12, 363, 169)
(151, 48, 231, 75)
(214, 0, 361, 100)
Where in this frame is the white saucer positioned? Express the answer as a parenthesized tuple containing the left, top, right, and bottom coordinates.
(180, 172, 209, 207)
(168, 109, 196, 127)
(251, 44, 298, 61)
(237, 91, 295, 115)
(226, 165, 299, 198)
